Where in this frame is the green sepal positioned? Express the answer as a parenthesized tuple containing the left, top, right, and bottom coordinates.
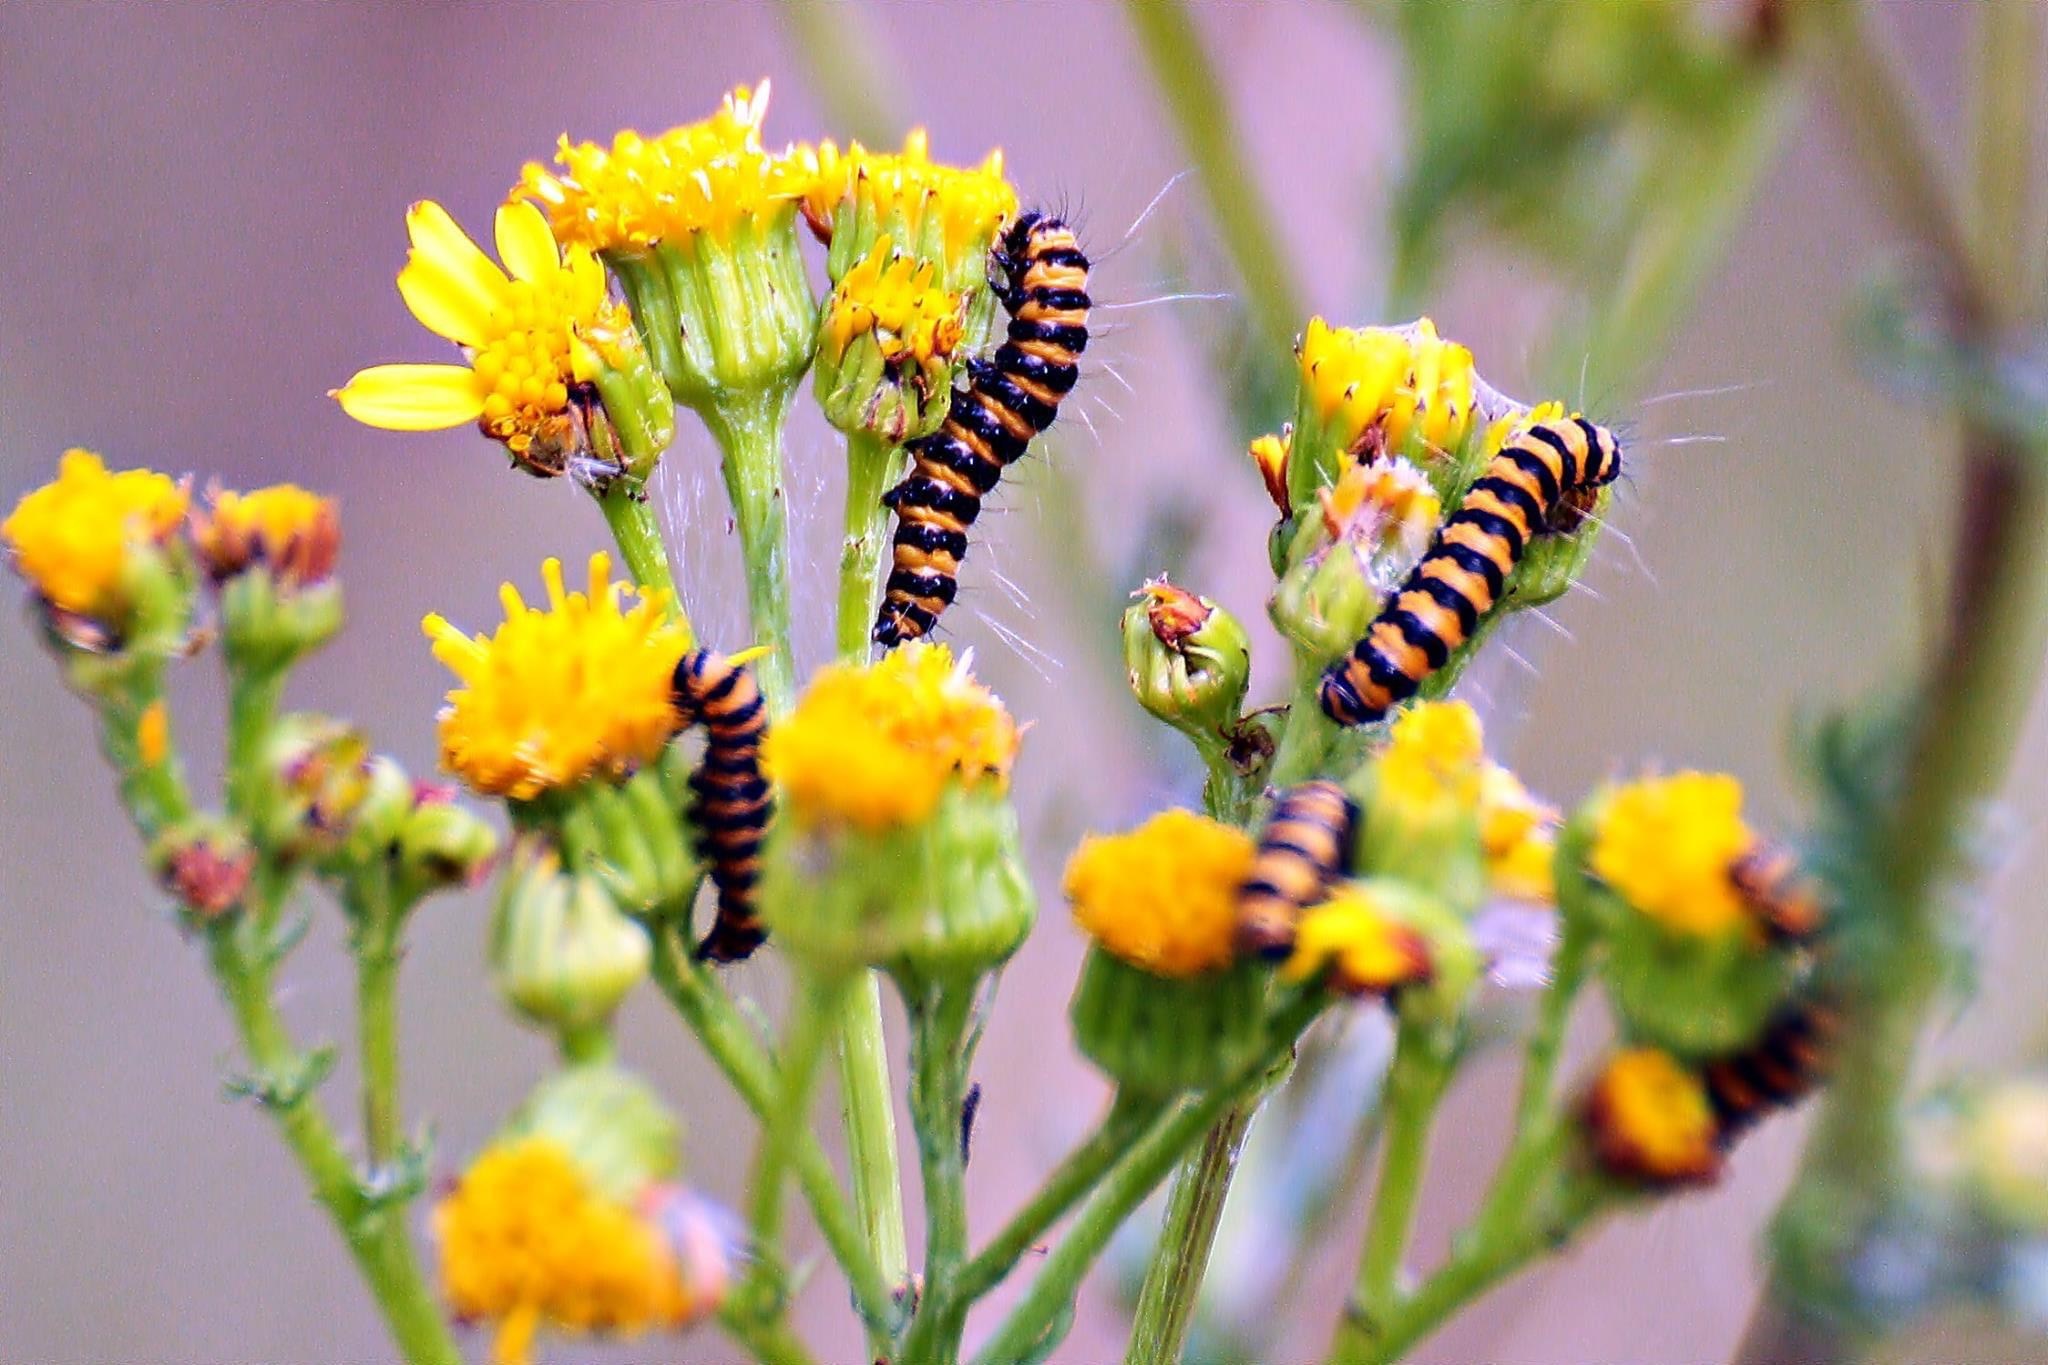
(218, 571, 343, 675)
(1069, 948, 1268, 1096)
(491, 838, 651, 1039)
(508, 1063, 682, 1203)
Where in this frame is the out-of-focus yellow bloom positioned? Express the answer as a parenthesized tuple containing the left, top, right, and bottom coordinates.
(333, 201, 637, 476)
(1283, 885, 1434, 995)
(2, 449, 188, 618)
(1248, 431, 1292, 515)
(1378, 700, 1486, 812)
(435, 1137, 700, 1365)
(1479, 762, 1559, 903)
(764, 643, 1019, 832)
(190, 484, 340, 588)
(514, 83, 812, 253)
(1298, 317, 1476, 459)
(1318, 457, 1442, 558)
(1585, 1046, 1721, 1185)
(802, 129, 1016, 289)
(422, 554, 689, 801)
(821, 236, 965, 371)
(1064, 809, 1254, 978)
(1591, 772, 1754, 938)
(138, 699, 170, 768)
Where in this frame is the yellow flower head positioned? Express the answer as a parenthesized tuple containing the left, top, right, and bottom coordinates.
(1283, 885, 1434, 996)
(1318, 456, 1442, 558)
(1585, 1046, 1722, 1185)
(1591, 772, 1755, 938)
(1378, 700, 1486, 813)
(1481, 399, 1569, 461)
(1298, 317, 1476, 459)
(514, 83, 814, 254)
(434, 1137, 699, 1365)
(802, 129, 1017, 286)
(822, 235, 967, 370)
(422, 553, 690, 801)
(333, 200, 633, 475)
(1248, 430, 1292, 515)
(2, 449, 189, 619)
(1064, 809, 1255, 978)
(1479, 762, 1560, 903)
(764, 643, 1020, 833)
(190, 484, 340, 588)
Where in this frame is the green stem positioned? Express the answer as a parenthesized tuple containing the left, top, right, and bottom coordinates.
(355, 913, 403, 1166)
(1268, 675, 1339, 788)
(706, 396, 798, 712)
(958, 1092, 1161, 1304)
(209, 926, 460, 1365)
(1347, 1021, 1454, 1329)
(743, 971, 848, 1324)
(837, 973, 913, 1297)
(900, 984, 979, 1365)
(1122, 0, 1309, 364)
(91, 656, 191, 837)
(224, 665, 286, 827)
(596, 483, 688, 626)
(836, 429, 903, 662)
(1122, 1094, 1260, 1365)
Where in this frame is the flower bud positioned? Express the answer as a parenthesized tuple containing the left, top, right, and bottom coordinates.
(509, 1063, 682, 1200)
(150, 817, 255, 921)
(263, 713, 373, 861)
(1289, 318, 1477, 510)
(492, 838, 650, 1038)
(1270, 459, 1439, 668)
(395, 791, 497, 895)
(190, 485, 340, 590)
(1123, 581, 1252, 750)
(216, 563, 344, 674)
(814, 236, 967, 443)
(550, 756, 703, 922)
(338, 756, 416, 865)
(1351, 702, 1489, 913)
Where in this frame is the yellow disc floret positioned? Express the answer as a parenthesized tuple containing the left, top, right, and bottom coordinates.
(1298, 317, 1476, 458)
(422, 554, 690, 801)
(434, 1137, 692, 1365)
(1479, 762, 1560, 903)
(1377, 700, 1486, 812)
(1283, 885, 1434, 996)
(2, 449, 189, 618)
(822, 235, 966, 371)
(803, 128, 1017, 285)
(764, 643, 1020, 833)
(333, 200, 631, 472)
(1064, 809, 1255, 978)
(514, 83, 813, 254)
(1591, 772, 1755, 938)
(1585, 1047, 1722, 1185)
(190, 484, 340, 587)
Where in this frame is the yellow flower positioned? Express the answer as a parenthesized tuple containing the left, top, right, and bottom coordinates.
(2, 449, 189, 618)
(1317, 456, 1442, 558)
(1585, 1046, 1721, 1185)
(764, 643, 1019, 832)
(1248, 430, 1292, 515)
(1283, 885, 1434, 996)
(803, 129, 1017, 288)
(422, 554, 690, 800)
(190, 484, 340, 588)
(1480, 399, 1568, 461)
(1377, 700, 1485, 812)
(1479, 762, 1559, 903)
(822, 235, 966, 370)
(434, 1137, 698, 1365)
(333, 200, 632, 475)
(1591, 772, 1754, 938)
(1063, 809, 1255, 978)
(514, 83, 813, 253)
(138, 699, 170, 768)
(1298, 316, 1476, 459)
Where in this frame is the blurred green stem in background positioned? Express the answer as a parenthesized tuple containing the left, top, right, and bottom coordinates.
(597, 482, 688, 631)
(1739, 3, 2046, 1361)
(776, 0, 906, 150)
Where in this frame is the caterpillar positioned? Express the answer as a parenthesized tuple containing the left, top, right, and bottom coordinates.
(1318, 415, 1624, 727)
(1700, 995, 1840, 1142)
(671, 648, 772, 964)
(1235, 780, 1359, 959)
(1729, 840, 1827, 944)
(874, 211, 1092, 647)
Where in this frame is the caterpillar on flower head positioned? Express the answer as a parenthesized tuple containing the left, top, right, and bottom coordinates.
(671, 648, 771, 964)
(874, 211, 1091, 647)
(1700, 994, 1840, 1140)
(1236, 780, 1358, 959)
(1729, 840, 1827, 944)
(1318, 415, 1624, 727)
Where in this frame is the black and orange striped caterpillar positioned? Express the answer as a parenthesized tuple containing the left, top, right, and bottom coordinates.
(1235, 779, 1358, 959)
(1318, 416, 1624, 727)
(874, 211, 1092, 646)
(1699, 993, 1840, 1142)
(1729, 840, 1827, 944)
(671, 648, 772, 964)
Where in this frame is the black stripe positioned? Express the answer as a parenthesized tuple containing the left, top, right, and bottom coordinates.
(1318, 668, 1372, 724)
(1436, 542, 1508, 598)
(949, 387, 1030, 464)
(1448, 506, 1527, 560)
(894, 521, 968, 557)
(1468, 475, 1546, 531)
(917, 431, 1004, 493)
(1383, 609, 1451, 669)
(887, 476, 982, 527)
(1408, 573, 1482, 636)
(1524, 424, 1582, 488)
(970, 361, 1057, 435)
(996, 344, 1079, 395)
(1359, 644, 1414, 695)
(1009, 319, 1090, 353)
(1029, 245, 1089, 272)
(1574, 417, 1619, 485)
(1020, 285, 1092, 314)
(1501, 444, 1562, 507)
(888, 566, 957, 604)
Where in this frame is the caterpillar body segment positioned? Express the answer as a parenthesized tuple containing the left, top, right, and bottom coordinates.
(1318, 416, 1623, 727)
(875, 212, 1092, 647)
(1728, 841, 1827, 944)
(671, 648, 772, 963)
(1701, 996, 1839, 1141)
(1235, 779, 1359, 959)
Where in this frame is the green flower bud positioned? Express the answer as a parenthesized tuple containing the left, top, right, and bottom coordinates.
(1123, 581, 1253, 751)
(337, 757, 418, 867)
(491, 838, 650, 1038)
(149, 816, 255, 922)
(396, 792, 497, 895)
(1270, 458, 1442, 671)
(578, 324, 678, 485)
(1070, 949, 1269, 1096)
(814, 236, 967, 443)
(262, 713, 373, 863)
(507, 1063, 682, 1202)
(1348, 702, 1491, 915)
(217, 570, 343, 676)
(541, 751, 702, 922)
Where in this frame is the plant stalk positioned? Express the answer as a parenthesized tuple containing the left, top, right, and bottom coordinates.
(706, 395, 799, 712)
(1122, 1092, 1259, 1365)
(899, 983, 980, 1365)
(596, 482, 689, 631)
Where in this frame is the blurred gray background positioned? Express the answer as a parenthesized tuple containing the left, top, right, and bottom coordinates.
(3, 3, 2041, 1362)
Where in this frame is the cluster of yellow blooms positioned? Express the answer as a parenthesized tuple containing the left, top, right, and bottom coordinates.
(821, 236, 967, 371)
(1064, 809, 1256, 978)
(1297, 316, 1478, 459)
(803, 129, 1018, 284)
(763, 643, 1019, 832)
(1, 450, 189, 618)
(422, 554, 690, 801)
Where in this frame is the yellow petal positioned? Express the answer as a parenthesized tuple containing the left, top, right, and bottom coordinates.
(494, 201, 561, 284)
(332, 364, 485, 431)
(403, 200, 507, 320)
(397, 256, 492, 346)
